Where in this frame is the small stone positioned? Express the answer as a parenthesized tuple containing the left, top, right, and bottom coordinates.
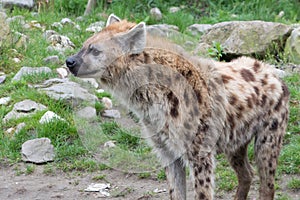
(51, 22, 63, 29)
(101, 97, 112, 109)
(0, 75, 6, 84)
(150, 7, 162, 20)
(153, 188, 167, 193)
(15, 122, 26, 134)
(43, 55, 59, 64)
(5, 127, 15, 135)
(80, 78, 99, 88)
(102, 109, 121, 119)
(44, 30, 58, 39)
(86, 21, 105, 33)
(96, 89, 105, 93)
(84, 183, 110, 192)
(169, 7, 180, 13)
(39, 111, 65, 124)
(12, 57, 21, 63)
(56, 67, 68, 78)
(104, 141, 116, 148)
(29, 20, 44, 30)
(61, 18, 73, 25)
(21, 137, 55, 164)
(76, 106, 97, 119)
(0, 97, 11, 105)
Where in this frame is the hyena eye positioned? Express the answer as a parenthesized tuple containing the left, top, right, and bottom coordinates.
(88, 45, 101, 56)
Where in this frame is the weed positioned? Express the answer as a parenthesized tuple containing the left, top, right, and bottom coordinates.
(138, 172, 151, 179)
(92, 174, 106, 181)
(287, 178, 300, 190)
(25, 164, 35, 175)
(157, 169, 166, 181)
(208, 41, 225, 61)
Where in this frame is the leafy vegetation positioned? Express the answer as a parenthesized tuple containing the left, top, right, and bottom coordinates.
(0, 0, 299, 196)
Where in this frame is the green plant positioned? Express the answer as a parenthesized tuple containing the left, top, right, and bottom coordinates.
(157, 169, 166, 180)
(287, 178, 300, 190)
(208, 41, 225, 61)
(25, 164, 35, 174)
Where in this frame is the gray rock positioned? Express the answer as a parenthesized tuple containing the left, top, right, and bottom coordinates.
(21, 138, 55, 164)
(39, 111, 65, 124)
(13, 32, 29, 49)
(12, 66, 52, 81)
(43, 55, 60, 64)
(197, 21, 292, 59)
(3, 99, 47, 122)
(80, 78, 99, 88)
(0, 75, 6, 84)
(51, 22, 63, 29)
(187, 24, 212, 35)
(43, 30, 58, 39)
(169, 7, 180, 13)
(76, 106, 97, 119)
(2, 0, 34, 9)
(46, 34, 75, 52)
(150, 7, 162, 20)
(147, 24, 180, 38)
(61, 18, 73, 25)
(285, 27, 300, 64)
(102, 109, 121, 119)
(15, 122, 26, 135)
(0, 97, 11, 105)
(86, 21, 105, 33)
(35, 78, 97, 107)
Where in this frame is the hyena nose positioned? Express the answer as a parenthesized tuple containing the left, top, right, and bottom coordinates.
(66, 57, 76, 68)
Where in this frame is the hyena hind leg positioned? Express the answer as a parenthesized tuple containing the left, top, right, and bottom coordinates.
(165, 157, 186, 200)
(255, 128, 285, 200)
(227, 143, 254, 200)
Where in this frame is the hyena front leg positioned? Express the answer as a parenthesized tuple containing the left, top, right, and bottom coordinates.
(189, 153, 214, 200)
(165, 157, 186, 200)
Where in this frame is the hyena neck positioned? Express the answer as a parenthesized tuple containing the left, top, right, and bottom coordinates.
(104, 48, 213, 122)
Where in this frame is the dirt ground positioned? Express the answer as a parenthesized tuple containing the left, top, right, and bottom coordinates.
(0, 163, 299, 200)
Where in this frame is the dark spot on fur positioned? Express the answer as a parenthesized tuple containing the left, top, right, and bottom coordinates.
(261, 78, 268, 86)
(268, 183, 274, 190)
(253, 60, 261, 72)
(254, 86, 260, 96)
(199, 192, 206, 199)
(269, 119, 278, 131)
(247, 97, 253, 108)
(274, 96, 283, 111)
(260, 94, 267, 106)
(169, 188, 174, 195)
(241, 69, 255, 82)
(206, 177, 211, 183)
(269, 99, 274, 106)
(229, 94, 238, 105)
(269, 169, 275, 175)
(167, 92, 179, 118)
(261, 136, 267, 144)
(221, 75, 234, 84)
(194, 89, 202, 104)
(199, 179, 204, 186)
(227, 114, 236, 129)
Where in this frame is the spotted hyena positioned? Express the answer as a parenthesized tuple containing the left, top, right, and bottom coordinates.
(66, 14, 290, 200)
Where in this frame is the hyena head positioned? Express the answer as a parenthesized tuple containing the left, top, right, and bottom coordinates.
(66, 14, 146, 79)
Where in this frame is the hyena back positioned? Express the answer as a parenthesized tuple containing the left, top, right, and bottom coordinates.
(66, 14, 290, 200)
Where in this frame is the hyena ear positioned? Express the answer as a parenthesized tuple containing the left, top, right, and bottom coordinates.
(106, 14, 121, 27)
(116, 22, 146, 54)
